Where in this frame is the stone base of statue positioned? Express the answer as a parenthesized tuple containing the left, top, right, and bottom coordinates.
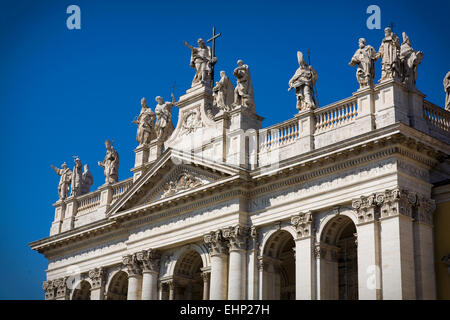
(132, 140, 164, 181)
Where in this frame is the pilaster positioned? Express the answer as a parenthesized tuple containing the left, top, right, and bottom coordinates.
(61, 197, 77, 233)
(294, 109, 315, 153)
(291, 211, 315, 300)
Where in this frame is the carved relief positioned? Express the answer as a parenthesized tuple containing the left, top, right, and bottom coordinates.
(180, 108, 203, 136)
(43, 280, 55, 300)
(161, 173, 204, 199)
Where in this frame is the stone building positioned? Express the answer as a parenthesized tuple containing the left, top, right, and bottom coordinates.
(30, 32, 450, 300)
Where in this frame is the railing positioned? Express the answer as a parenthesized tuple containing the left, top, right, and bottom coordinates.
(77, 191, 101, 215)
(423, 101, 450, 132)
(259, 118, 300, 151)
(315, 96, 358, 132)
(112, 178, 133, 202)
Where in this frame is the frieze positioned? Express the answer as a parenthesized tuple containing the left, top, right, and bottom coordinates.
(249, 157, 396, 212)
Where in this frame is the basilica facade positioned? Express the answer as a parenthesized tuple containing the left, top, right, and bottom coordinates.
(30, 30, 450, 300)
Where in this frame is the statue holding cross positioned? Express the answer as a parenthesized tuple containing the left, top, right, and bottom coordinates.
(184, 27, 220, 88)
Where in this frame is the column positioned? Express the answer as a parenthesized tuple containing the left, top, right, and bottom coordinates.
(247, 227, 259, 300)
(201, 271, 210, 300)
(413, 197, 437, 299)
(352, 195, 382, 300)
(204, 231, 228, 300)
(291, 212, 315, 300)
(88, 267, 105, 300)
(257, 256, 267, 299)
(167, 279, 175, 300)
(123, 254, 142, 300)
(379, 188, 416, 299)
(223, 225, 248, 300)
(136, 249, 161, 300)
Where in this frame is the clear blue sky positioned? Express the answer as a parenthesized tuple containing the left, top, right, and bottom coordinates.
(0, 0, 448, 299)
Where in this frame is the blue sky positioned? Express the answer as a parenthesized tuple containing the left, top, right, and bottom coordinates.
(0, 0, 448, 299)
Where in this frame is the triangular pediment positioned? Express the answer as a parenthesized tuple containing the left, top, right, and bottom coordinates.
(107, 149, 242, 217)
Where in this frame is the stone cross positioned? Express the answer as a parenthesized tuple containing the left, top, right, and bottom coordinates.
(207, 26, 221, 87)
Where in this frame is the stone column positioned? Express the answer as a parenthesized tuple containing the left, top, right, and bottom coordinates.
(204, 231, 228, 300)
(413, 197, 437, 299)
(167, 279, 175, 300)
(53, 277, 69, 300)
(223, 225, 248, 300)
(353, 194, 382, 300)
(88, 267, 105, 300)
(201, 271, 210, 300)
(43, 280, 55, 300)
(136, 249, 161, 300)
(123, 254, 142, 300)
(314, 243, 326, 300)
(247, 227, 259, 300)
(291, 212, 315, 300)
(378, 188, 417, 299)
(257, 256, 267, 299)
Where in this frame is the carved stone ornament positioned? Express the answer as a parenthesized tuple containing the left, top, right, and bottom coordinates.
(314, 243, 326, 259)
(161, 172, 204, 199)
(135, 249, 161, 273)
(180, 108, 203, 136)
(222, 225, 248, 251)
(88, 267, 105, 289)
(53, 277, 69, 299)
(122, 254, 141, 276)
(290, 211, 313, 238)
(43, 280, 55, 300)
(415, 197, 436, 225)
(352, 194, 377, 224)
(204, 230, 228, 256)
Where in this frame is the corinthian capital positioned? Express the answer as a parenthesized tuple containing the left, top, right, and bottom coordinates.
(378, 188, 416, 218)
(53, 277, 69, 299)
(135, 249, 161, 273)
(42, 280, 55, 300)
(88, 267, 105, 289)
(222, 225, 248, 251)
(204, 230, 228, 256)
(290, 211, 313, 239)
(122, 254, 141, 276)
(352, 194, 378, 224)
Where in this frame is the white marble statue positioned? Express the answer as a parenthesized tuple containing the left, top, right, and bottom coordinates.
(233, 60, 255, 110)
(155, 94, 175, 142)
(399, 32, 423, 89)
(288, 51, 318, 112)
(71, 157, 83, 197)
(81, 164, 94, 195)
(378, 27, 401, 81)
(349, 38, 378, 88)
(133, 97, 156, 146)
(213, 71, 234, 112)
(98, 140, 119, 184)
(51, 162, 72, 200)
(184, 39, 216, 87)
(444, 71, 450, 111)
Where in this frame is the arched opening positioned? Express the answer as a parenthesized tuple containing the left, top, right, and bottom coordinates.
(171, 250, 204, 300)
(319, 215, 358, 300)
(72, 280, 91, 300)
(261, 230, 295, 300)
(106, 271, 128, 300)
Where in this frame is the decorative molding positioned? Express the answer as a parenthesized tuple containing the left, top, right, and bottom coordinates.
(53, 277, 69, 299)
(352, 194, 378, 224)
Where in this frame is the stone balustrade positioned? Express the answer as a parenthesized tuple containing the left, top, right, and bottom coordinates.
(423, 100, 450, 133)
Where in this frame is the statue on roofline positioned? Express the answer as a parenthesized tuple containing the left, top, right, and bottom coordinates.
(289, 51, 318, 112)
